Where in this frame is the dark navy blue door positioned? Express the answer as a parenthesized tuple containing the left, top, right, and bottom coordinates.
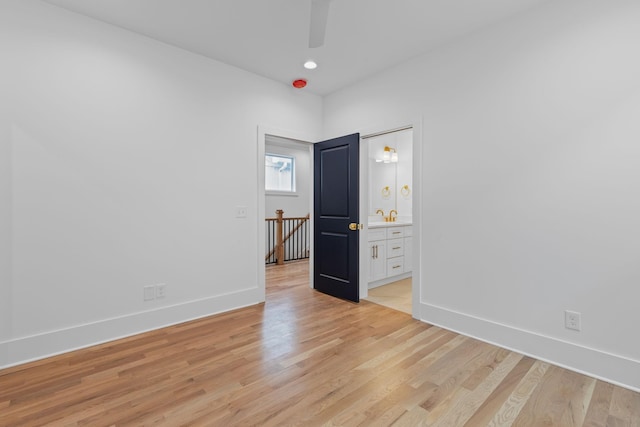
(313, 133, 359, 302)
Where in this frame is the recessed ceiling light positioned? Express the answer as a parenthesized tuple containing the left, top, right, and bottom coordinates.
(304, 60, 318, 70)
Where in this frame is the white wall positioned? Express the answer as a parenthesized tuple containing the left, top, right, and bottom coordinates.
(367, 129, 412, 221)
(3, 0, 640, 392)
(0, 0, 322, 367)
(395, 130, 412, 219)
(265, 136, 311, 218)
(368, 133, 398, 216)
(0, 99, 11, 359)
(324, 0, 640, 390)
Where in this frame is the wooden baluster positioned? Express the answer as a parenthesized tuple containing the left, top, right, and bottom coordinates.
(276, 209, 284, 265)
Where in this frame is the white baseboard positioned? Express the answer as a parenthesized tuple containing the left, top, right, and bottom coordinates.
(0, 288, 262, 369)
(420, 302, 640, 392)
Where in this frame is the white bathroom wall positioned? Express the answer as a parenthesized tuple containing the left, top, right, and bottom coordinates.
(0, 0, 322, 367)
(394, 130, 412, 219)
(324, 0, 640, 390)
(265, 137, 311, 218)
(368, 133, 397, 216)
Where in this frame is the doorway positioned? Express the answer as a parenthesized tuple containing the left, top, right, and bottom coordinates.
(360, 127, 415, 315)
(257, 127, 316, 299)
(257, 120, 422, 318)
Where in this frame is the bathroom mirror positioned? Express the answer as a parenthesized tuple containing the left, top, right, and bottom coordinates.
(368, 129, 412, 219)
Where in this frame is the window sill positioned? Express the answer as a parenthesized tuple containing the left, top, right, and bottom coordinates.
(266, 191, 299, 197)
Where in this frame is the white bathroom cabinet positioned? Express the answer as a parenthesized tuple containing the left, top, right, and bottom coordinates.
(368, 240, 387, 282)
(367, 224, 412, 288)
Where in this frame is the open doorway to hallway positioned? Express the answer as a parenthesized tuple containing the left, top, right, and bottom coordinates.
(265, 260, 309, 293)
(263, 134, 313, 291)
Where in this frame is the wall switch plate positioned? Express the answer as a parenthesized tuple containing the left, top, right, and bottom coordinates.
(156, 284, 166, 299)
(565, 310, 581, 331)
(143, 285, 155, 301)
(236, 206, 248, 218)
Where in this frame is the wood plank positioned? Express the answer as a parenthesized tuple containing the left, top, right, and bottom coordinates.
(463, 356, 537, 426)
(485, 359, 550, 426)
(584, 380, 615, 427)
(391, 405, 430, 427)
(558, 374, 597, 426)
(429, 351, 523, 426)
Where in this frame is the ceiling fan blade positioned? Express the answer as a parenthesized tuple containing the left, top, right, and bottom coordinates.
(309, 0, 331, 48)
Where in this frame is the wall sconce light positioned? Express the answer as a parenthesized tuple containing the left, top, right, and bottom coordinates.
(381, 146, 398, 163)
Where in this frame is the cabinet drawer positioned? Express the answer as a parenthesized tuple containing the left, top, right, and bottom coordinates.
(368, 228, 387, 242)
(387, 238, 404, 258)
(387, 257, 404, 276)
(387, 227, 404, 239)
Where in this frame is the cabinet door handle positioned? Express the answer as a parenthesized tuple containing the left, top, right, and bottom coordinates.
(372, 246, 376, 259)
(375, 245, 378, 259)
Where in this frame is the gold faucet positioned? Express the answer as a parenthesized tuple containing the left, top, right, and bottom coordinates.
(389, 209, 398, 222)
(375, 209, 385, 219)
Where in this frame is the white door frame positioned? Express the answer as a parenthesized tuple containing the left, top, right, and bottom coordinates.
(357, 118, 423, 319)
(257, 119, 422, 319)
(257, 126, 318, 300)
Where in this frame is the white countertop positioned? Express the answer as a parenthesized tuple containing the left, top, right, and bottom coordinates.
(368, 221, 412, 229)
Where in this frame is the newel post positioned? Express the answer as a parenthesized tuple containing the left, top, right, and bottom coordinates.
(276, 210, 284, 265)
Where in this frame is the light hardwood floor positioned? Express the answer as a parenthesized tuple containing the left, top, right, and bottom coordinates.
(1, 260, 639, 426)
(365, 278, 412, 314)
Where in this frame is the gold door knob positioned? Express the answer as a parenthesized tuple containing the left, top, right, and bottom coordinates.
(349, 223, 363, 231)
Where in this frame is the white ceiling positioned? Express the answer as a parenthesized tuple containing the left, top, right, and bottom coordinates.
(42, 0, 551, 95)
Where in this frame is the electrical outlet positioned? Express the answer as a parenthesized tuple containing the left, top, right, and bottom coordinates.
(156, 284, 166, 299)
(565, 310, 581, 331)
(235, 206, 248, 218)
(143, 285, 155, 301)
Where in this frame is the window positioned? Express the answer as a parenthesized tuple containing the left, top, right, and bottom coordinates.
(265, 154, 295, 192)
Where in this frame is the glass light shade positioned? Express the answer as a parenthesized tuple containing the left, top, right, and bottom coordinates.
(382, 147, 391, 162)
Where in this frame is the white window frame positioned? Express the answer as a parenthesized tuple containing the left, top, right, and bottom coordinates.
(265, 153, 296, 195)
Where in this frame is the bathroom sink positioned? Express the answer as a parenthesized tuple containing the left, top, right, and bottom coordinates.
(368, 221, 388, 227)
(368, 221, 408, 227)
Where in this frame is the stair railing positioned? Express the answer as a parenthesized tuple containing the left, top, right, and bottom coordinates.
(265, 210, 310, 265)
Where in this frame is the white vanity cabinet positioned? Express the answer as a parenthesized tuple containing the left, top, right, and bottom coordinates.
(368, 224, 412, 287)
(386, 226, 405, 275)
(368, 228, 387, 282)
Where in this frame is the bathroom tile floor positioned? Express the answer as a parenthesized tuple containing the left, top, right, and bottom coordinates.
(364, 278, 412, 314)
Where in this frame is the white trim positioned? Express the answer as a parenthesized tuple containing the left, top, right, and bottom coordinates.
(411, 118, 423, 320)
(356, 117, 422, 317)
(359, 138, 369, 299)
(265, 191, 299, 197)
(257, 126, 318, 294)
(0, 288, 261, 369)
(420, 302, 640, 392)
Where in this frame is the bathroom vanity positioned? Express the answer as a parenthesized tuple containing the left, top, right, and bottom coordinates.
(368, 222, 412, 288)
